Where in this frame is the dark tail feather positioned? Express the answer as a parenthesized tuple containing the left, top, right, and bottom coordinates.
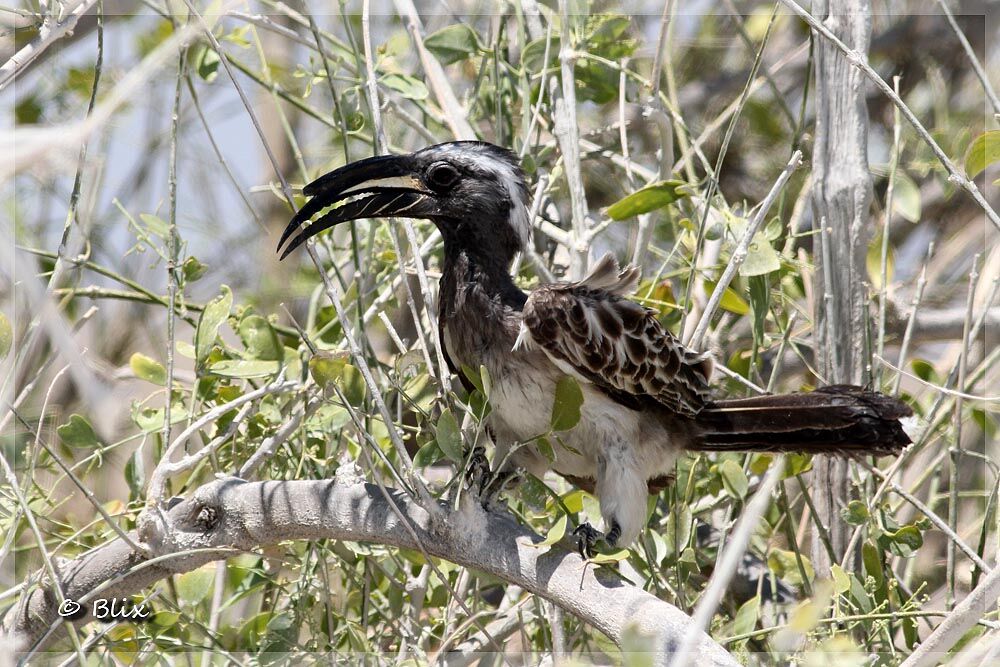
(690, 385, 913, 456)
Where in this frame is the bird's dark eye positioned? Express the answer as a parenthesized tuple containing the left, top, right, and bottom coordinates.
(426, 162, 460, 190)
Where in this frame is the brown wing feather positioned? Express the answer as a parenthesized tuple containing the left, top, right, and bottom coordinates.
(521, 254, 712, 416)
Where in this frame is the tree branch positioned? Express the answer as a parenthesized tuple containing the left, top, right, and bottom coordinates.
(808, 0, 873, 576)
(0, 0, 99, 91)
(5, 476, 738, 665)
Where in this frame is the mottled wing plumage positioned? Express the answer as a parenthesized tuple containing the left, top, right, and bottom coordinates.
(521, 254, 713, 416)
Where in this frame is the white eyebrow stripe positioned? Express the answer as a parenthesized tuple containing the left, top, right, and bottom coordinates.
(341, 175, 427, 195)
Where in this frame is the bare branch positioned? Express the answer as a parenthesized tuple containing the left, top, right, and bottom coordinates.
(898, 558, 1000, 667)
(4, 477, 739, 666)
(688, 150, 802, 350)
(0, 0, 98, 91)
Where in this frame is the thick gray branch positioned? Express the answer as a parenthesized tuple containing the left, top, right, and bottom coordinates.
(809, 0, 873, 574)
(5, 477, 737, 665)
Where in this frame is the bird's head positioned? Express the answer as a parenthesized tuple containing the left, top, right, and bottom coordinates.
(277, 141, 530, 265)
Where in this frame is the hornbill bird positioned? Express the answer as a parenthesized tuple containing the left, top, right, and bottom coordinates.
(278, 141, 913, 554)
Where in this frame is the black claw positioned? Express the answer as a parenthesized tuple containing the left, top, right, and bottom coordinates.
(573, 522, 602, 559)
(464, 446, 489, 496)
(480, 470, 518, 510)
(605, 521, 622, 548)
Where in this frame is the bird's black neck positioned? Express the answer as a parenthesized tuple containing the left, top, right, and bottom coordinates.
(439, 236, 526, 319)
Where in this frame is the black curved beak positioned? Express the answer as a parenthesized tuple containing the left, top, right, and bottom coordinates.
(277, 154, 437, 260)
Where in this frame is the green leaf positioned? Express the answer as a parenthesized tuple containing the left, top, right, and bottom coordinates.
(880, 524, 923, 557)
(748, 274, 769, 351)
(57, 414, 100, 448)
(740, 235, 781, 277)
(522, 34, 561, 73)
(435, 409, 463, 463)
(862, 542, 884, 587)
(520, 474, 551, 512)
(718, 459, 749, 499)
(768, 548, 814, 586)
(550, 376, 584, 431)
(195, 285, 232, 370)
(783, 453, 813, 478)
(238, 313, 282, 361)
(560, 489, 587, 514)
(310, 352, 347, 388)
(125, 450, 144, 500)
(535, 514, 568, 549)
(910, 358, 937, 383)
(309, 352, 366, 405)
(460, 364, 485, 394)
(413, 440, 443, 468)
(965, 130, 1000, 178)
(380, 74, 428, 100)
(151, 611, 181, 627)
(892, 171, 921, 223)
(0, 311, 11, 361)
(606, 180, 687, 220)
(132, 404, 189, 433)
(704, 280, 750, 315)
(193, 43, 220, 82)
(182, 256, 207, 282)
(479, 364, 492, 399)
(208, 359, 280, 378)
(841, 500, 870, 526)
(129, 352, 167, 386)
(139, 213, 170, 239)
(424, 24, 480, 65)
(589, 549, 630, 565)
(537, 436, 555, 463)
(177, 566, 214, 605)
(831, 564, 850, 594)
(732, 596, 760, 638)
(176, 340, 196, 359)
(664, 502, 693, 555)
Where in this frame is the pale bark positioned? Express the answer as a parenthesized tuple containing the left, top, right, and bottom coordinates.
(4, 476, 738, 666)
(809, 0, 873, 575)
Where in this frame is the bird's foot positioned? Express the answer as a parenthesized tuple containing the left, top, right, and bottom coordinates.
(464, 445, 490, 497)
(573, 521, 622, 559)
(464, 446, 518, 511)
(481, 470, 519, 512)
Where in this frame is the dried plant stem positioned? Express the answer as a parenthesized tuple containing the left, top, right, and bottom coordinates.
(947, 255, 981, 608)
(670, 457, 785, 667)
(855, 458, 990, 574)
(778, 0, 1000, 232)
(180, 0, 436, 512)
(689, 150, 802, 350)
(876, 76, 902, 388)
(0, 0, 98, 90)
(160, 11, 186, 504)
(555, 0, 590, 279)
(935, 0, 1000, 115)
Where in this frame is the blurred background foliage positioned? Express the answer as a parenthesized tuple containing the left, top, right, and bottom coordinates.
(2, 0, 998, 663)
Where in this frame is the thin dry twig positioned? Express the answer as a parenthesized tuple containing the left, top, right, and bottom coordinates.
(688, 150, 802, 349)
(670, 457, 785, 667)
(0, 0, 98, 90)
